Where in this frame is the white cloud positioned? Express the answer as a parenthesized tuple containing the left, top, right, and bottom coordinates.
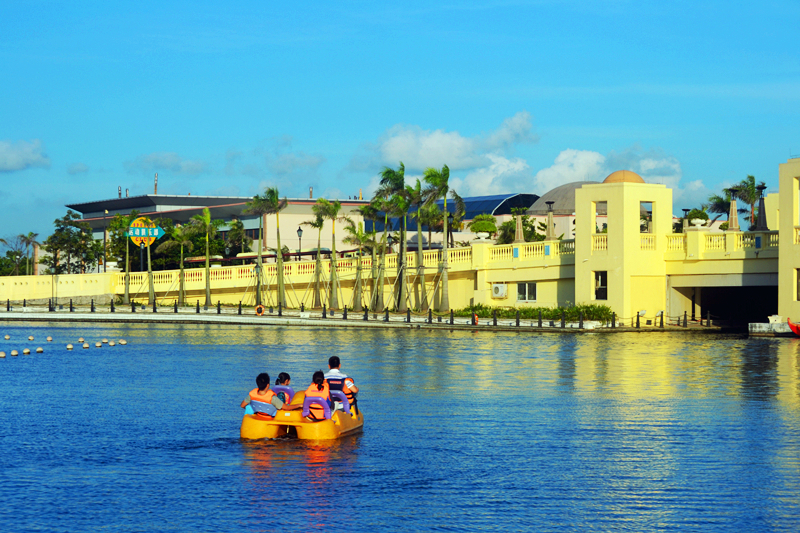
(353, 111, 537, 175)
(67, 162, 89, 175)
(453, 154, 531, 197)
(0, 139, 50, 172)
(532, 149, 606, 192)
(530, 145, 711, 211)
(350, 111, 538, 196)
(124, 151, 208, 175)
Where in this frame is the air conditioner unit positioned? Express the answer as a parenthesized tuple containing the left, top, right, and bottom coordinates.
(492, 283, 507, 298)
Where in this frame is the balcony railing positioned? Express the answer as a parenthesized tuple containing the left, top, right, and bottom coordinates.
(705, 234, 725, 251)
(591, 234, 607, 251)
(666, 234, 686, 252)
(640, 235, 656, 251)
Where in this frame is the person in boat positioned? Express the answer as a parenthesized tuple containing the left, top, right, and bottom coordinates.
(240, 372, 301, 417)
(274, 372, 292, 403)
(305, 370, 333, 421)
(324, 356, 358, 414)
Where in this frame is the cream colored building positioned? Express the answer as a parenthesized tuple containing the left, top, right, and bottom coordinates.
(6, 163, 797, 326)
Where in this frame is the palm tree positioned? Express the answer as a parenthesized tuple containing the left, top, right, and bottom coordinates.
(449, 191, 467, 248)
(226, 219, 251, 264)
(731, 175, 764, 228)
(372, 196, 393, 311)
(260, 188, 289, 307)
(356, 203, 381, 310)
(313, 199, 343, 309)
(389, 192, 411, 312)
(243, 194, 271, 306)
(423, 164, 457, 312)
(19, 232, 39, 276)
(190, 207, 224, 307)
(377, 163, 407, 311)
(419, 203, 443, 250)
(342, 218, 371, 312)
(156, 224, 193, 306)
(406, 179, 428, 311)
(301, 213, 325, 308)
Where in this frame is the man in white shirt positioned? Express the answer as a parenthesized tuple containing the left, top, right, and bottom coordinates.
(324, 356, 358, 413)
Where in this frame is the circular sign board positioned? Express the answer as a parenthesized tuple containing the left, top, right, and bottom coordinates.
(128, 217, 163, 247)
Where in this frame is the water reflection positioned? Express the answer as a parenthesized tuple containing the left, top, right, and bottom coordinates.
(740, 339, 779, 401)
(5, 323, 800, 531)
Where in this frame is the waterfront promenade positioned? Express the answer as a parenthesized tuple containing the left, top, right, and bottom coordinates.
(0, 305, 723, 334)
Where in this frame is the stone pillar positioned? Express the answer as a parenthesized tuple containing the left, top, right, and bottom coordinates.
(545, 211, 555, 240)
(513, 215, 525, 243)
(685, 224, 709, 259)
(33, 243, 39, 275)
(728, 198, 740, 231)
(470, 241, 491, 306)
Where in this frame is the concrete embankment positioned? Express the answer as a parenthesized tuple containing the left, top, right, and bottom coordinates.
(748, 322, 794, 337)
(0, 307, 726, 334)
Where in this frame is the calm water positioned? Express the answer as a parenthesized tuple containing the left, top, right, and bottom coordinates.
(1, 323, 800, 532)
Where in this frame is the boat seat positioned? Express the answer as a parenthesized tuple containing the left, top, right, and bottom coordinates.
(330, 390, 351, 415)
(302, 397, 332, 420)
(272, 385, 295, 404)
(249, 399, 277, 418)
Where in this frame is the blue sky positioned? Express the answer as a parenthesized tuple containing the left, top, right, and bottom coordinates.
(2, 1, 799, 238)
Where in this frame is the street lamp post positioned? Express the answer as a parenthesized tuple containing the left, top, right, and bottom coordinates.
(447, 212, 454, 248)
(297, 226, 303, 261)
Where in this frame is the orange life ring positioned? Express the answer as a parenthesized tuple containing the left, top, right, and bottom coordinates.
(255, 305, 265, 316)
(473, 313, 479, 325)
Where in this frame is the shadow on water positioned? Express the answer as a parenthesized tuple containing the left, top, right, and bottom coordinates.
(740, 339, 779, 401)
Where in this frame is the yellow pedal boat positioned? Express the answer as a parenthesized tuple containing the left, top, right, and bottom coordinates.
(240, 387, 364, 440)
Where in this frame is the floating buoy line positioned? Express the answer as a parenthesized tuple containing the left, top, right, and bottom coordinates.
(0, 333, 129, 359)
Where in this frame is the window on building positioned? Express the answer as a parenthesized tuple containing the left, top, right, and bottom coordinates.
(640, 201, 653, 233)
(796, 269, 800, 301)
(594, 271, 607, 300)
(517, 282, 536, 302)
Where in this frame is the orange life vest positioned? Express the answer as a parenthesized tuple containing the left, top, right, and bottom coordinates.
(305, 382, 331, 421)
(249, 388, 276, 418)
(326, 377, 356, 406)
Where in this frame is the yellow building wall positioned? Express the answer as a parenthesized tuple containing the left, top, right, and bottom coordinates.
(629, 276, 666, 324)
(778, 158, 800, 320)
(575, 182, 671, 320)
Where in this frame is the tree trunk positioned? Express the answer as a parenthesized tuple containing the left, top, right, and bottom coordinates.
(147, 242, 154, 305)
(204, 233, 211, 307)
(353, 250, 363, 312)
(369, 247, 377, 311)
(255, 216, 263, 307)
(328, 220, 339, 309)
(313, 229, 322, 308)
(178, 245, 185, 306)
(124, 241, 130, 304)
(276, 211, 286, 307)
(417, 217, 427, 311)
(439, 198, 450, 312)
(376, 215, 388, 311)
(329, 220, 339, 309)
(398, 216, 408, 312)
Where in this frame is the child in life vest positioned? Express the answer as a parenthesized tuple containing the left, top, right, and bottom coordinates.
(240, 372, 301, 416)
(274, 372, 292, 403)
(304, 370, 333, 421)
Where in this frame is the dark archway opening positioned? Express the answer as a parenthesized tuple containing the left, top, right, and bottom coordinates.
(701, 286, 778, 328)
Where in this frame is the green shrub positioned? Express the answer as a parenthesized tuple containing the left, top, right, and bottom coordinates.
(452, 302, 614, 323)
